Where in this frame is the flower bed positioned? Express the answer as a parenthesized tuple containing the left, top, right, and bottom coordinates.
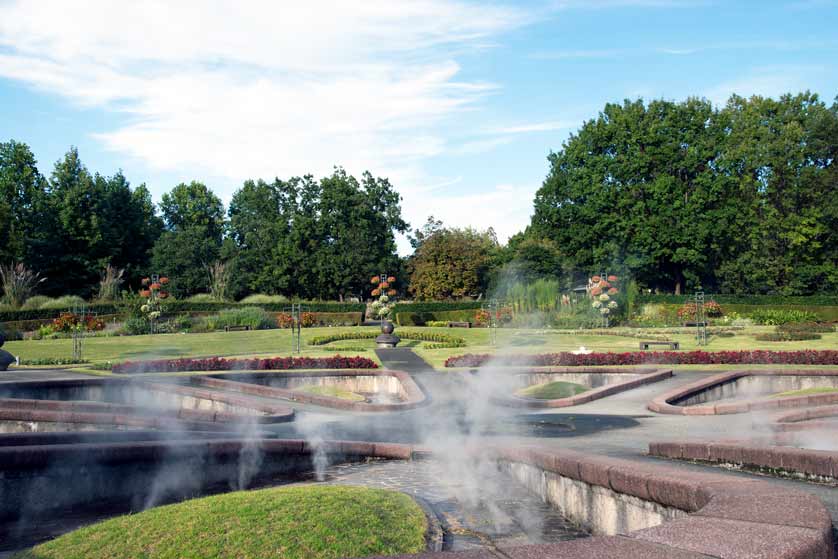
(445, 350, 838, 368)
(309, 330, 466, 348)
(113, 355, 378, 374)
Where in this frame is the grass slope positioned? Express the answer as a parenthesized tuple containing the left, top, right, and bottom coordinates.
(772, 387, 838, 398)
(14, 485, 427, 559)
(296, 384, 366, 401)
(516, 381, 588, 400)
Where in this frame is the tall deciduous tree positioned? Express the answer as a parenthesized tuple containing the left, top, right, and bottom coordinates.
(408, 227, 499, 300)
(0, 140, 46, 266)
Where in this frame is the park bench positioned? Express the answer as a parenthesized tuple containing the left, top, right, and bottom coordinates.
(447, 321, 472, 328)
(639, 340, 680, 351)
(224, 325, 252, 332)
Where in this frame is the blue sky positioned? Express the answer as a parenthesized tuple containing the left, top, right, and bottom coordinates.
(1, 0, 836, 253)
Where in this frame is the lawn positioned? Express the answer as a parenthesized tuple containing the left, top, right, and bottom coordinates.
(516, 380, 588, 399)
(296, 384, 366, 401)
(13, 485, 427, 559)
(4, 325, 836, 371)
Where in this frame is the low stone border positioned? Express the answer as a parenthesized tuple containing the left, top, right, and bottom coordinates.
(773, 405, 838, 433)
(648, 369, 838, 415)
(504, 367, 672, 408)
(0, 377, 295, 432)
(377, 445, 834, 558)
(650, 440, 838, 484)
(191, 369, 426, 412)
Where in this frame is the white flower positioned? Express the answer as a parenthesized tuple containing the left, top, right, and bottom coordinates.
(377, 306, 390, 317)
(379, 295, 389, 303)
(608, 301, 618, 309)
(592, 301, 602, 308)
(599, 293, 610, 302)
(600, 307, 610, 315)
(141, 305, 150, 313)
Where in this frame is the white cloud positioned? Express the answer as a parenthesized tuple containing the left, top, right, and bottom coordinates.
(491, 120, 577, 134)
(0, 0, 530, 200)
(704, 66, 825, 106)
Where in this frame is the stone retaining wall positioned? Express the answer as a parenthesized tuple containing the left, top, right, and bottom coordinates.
(0, 378, 294, 433)
(649, 369, 838, 415)
(0, 438, 412, 522)
(650, 440, 838, 484)
(376, 445, 834, 558)
(194, 369, 426, 412)
(506, 368, 672, 408)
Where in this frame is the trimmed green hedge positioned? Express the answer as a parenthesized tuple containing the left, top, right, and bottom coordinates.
(391, 301, 483, 314)
(309, 330, 466, 348)
(638, 294, 838, 305)
(0, 301, 364, 323)
(396, 309, 478, 327)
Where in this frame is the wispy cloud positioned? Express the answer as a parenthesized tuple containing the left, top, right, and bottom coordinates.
(491, 120, 578, 134)
(704, 65, 826, 105)
(0, 0, 530, 195)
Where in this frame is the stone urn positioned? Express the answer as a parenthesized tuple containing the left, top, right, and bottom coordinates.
(375, 319, 400, 349)
(0, 332, 15, 371)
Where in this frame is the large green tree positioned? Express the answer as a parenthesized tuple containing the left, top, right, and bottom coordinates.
(0, 140, 46, 266)
(151, 181, 225, 297)
(29, 148, 162, 297)
(408, 227, 499, 300)
(530, 93, 837, 295)
(228, 169, 406, 300)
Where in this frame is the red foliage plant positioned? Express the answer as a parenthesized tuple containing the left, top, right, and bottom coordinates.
(113, 355, 379, 374)
(445, 350, 838, 368)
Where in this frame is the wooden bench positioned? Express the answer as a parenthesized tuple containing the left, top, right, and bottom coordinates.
(224, 325, 252, 332)
(447, 321, 472, 328)
(639, 340, 679, 351)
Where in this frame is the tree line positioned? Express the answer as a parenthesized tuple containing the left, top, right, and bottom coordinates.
(1, 92, 835, 303)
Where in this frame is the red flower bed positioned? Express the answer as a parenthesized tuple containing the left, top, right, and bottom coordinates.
(445, 350, 838, 368)
(113, 355, 378, 374)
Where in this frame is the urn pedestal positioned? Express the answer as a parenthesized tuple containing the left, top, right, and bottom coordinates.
(375, 320, 400, 349)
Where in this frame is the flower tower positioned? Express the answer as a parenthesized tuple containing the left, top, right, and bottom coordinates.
(588, 274, 619, 327)
(139, 275, 170, 334)
(370, 274, 400, 348)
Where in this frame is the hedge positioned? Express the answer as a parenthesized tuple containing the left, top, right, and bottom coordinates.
(648, 304, 838, 322)
(638, 294, 838, 306)
(309, 330, 466, 348)
(754, 332, 822, 342)
(391, 301, 484, 315)
(396, 309, 478, 327)
(113, 355, 378, 374)
(0, 301, 365, 324)
(445, 350, 838, 367)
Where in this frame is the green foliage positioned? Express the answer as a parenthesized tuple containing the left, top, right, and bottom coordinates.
(185, 293, 216, 302)
(748, 309, 820, 325)
(506, 278, 560, 314)
(201, 307, 276, 331)
(309, 330, 466, 347)
(20, 295, 53, 310)
(754, 331, 822, 341)
(530, 93, 838, 296)
(638, 294, 838, 305)
(239, 294, 289, 304)
(120, 317, 150, 336)
(777, 322, 835, 333)
(17, 357, 90, 366)
(408, 227, 499, 300)
(0, 263, 45, 308)
(626, 280, 640, 318)
(39, 295, 86, 309)
(396, 309, 478, 326)
(392, 301, 483, 314)
(229, 170, 406, 300)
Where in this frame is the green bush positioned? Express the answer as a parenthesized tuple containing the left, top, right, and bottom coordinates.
(396, 309, 477, 326)
(203, 307, 276, 331)
(638, 294, 838, 305)
(749, 309, 820, 325)
(754, 331, 822, 341)
(777, 322, 835, 333)
(185, 293, 217, 302)
(21, 295, 54, 310)
(239, 294, 290, 304)
(309, 330, 466, 348)
(39, 295, 87, 309)
(426, 321, 448, 327)
(392, 301, 483, 315)
(121, 317, 150, 336)
(18, 357, 90, 366)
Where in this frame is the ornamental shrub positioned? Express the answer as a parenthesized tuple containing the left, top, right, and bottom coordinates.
(749, 309, 819, 325)
(204, 307, 276, 331)
(777, 322, 835, 333)
(754, 332, 822, 342)
(112, 355, 378, 374)
(444, 350, 838, 367)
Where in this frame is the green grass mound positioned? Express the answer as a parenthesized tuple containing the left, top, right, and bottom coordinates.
(14, 485, 427, 559)
(296, 384, 366, 401)
(771, 386, 838, 398)
(516, 380, 588, 400)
